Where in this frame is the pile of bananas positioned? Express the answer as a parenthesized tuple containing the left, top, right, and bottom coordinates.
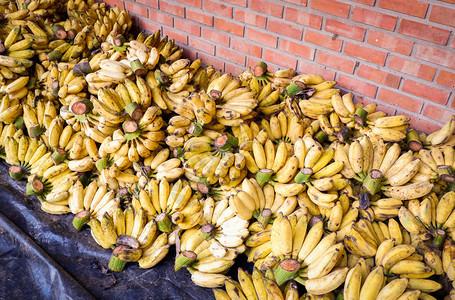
(2, 0, 455, 298)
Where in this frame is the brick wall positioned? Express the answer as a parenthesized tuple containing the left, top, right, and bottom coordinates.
(103, 0, 455, 133)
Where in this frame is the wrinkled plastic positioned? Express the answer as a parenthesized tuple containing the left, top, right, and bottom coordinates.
(0, 162, 216, 299)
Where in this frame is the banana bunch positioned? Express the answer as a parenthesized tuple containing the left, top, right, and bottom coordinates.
(98, 106, 165, 163)
(425, 115, 455, 147)
(418, 146, 455, 185)
(366, 115, 410, 143)
(166, 91, 217, 144)
(85, 59, 132, 92)
(239, 61, 295, 91)
(0, 25, 34, 74)
(343, 218, 383, 258)
(254, 82, 283, 116)
(4, 129, 35, 180)
(200, 196, 250, 250)
(181, 135, 249, 187)
(140, 148, 184, 183)
(213, 268, 300, 300)
(22, 99, 58, 139)
(159, 58, 201, 94)
(0, 92, 23, 124)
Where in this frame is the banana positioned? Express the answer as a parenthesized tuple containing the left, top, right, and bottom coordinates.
(304, 267, 349, 295)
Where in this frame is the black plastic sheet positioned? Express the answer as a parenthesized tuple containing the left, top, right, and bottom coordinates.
(0, 163, 216, 299)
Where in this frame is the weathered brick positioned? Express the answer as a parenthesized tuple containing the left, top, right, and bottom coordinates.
(387, 55, 436, 81)
(217, 47, 246, 65)
(186, 8, 213, 26)
(189, 37, 215, 55)
(367, 30, 413, 56)
(315, 50, 356, 73)
(297, 61, 336, 80)
(268, 19, 303, 40)
(406, 115, 441, 134)
(175, 0, 201, 8)
(136, 0, 158, 7)
(232, 38, 262, 57)
(352, 7, 397, 31)
(160, 1, 185, 17)
(350, 0, 375, 5)
(104, 0, 124, 8)
(225, 63, 246, 76)
(399, 19, 450, 45)
(357, 65, 401, 88)
(214, 18, 244, 37)
(285, 7, 322, 29)
(310, 0, 350, 18)
(125, 2, 148, 18)
(325, 19, 366, 41)
(304, 30, 343, 52)
(197, 53, 224, 71)
(423, 104, 455, 123)
(414, 44, 455, 69)
(174, 18, 201, 36)
(202, 28, 230, 47)
(235, 10, 267, 28)
(402, 79, 451, 105)
(245, 27, 277, 47)
(138, 18, 161, 33)
(163, 28, 188, 45)
(149, 10, 173, 26)
(279, 39, 314, 60)
(204, 0, 233, 18)
(250, 0, 284, 18)
(429, 5, 455, 27)
(182, 48, 197, 61)
(222, 0, 247, 7)
(263, 49, 298, 70)
(377, 88, 423, 113)
(344, 42, 387, 66)
(379, 0, 428, 18)
(437, 70, 455, 89)
(337, 74, 378, 98)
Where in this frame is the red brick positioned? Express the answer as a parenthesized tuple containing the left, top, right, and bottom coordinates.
(214, 18, 244, 37)
(182, 48, 197, 61)
(406, 115, 441, 134)
(202, 28, 230, 47)
(310, 0, 350, 18)
(174, 18, 201, 36)
(297, 61, 336, 80)
(414, 44, 455, 69)
(316, 51, 356, 73)
(160, 1, 185, 17)
(279, 39, 314, 60)
(189, 37, 215, 55)
(379, 0, 428, 18)
(268, 19, 303, 40)
(437, 70, 455, 89)
(429, 5, 455, 27)
(162, 28, 187, 45)
(204, 0, 233, 18)
(402, 79, 451, 105)
(304, 30, 342, 52)
(441, 0, 455, 3)
(399, 19, 450, 45)
(136, 0, 158, 7)
(377, 88, 423, 113)
(176, 0, 201, 8)
(282, 0, 304, 4)
(149, 10, 173, 26)
(104, 0, 124, 8)
(357, 65, 401, 88)
(225, 63, 245, 76)
(245, 28, 277, 47)
(350, 0, 375, 5)
(344, 42, 387, 66)
(235, 10, 267, 28)
(138, 19, 161, 33)
(351, 7, 397, 31)
(423, 104, 455, 123)
(197, 53, 224, 71)
(285, 7, 322, 29)
(232, 39, 262, 57)
(250, 0, 284, 18)
(263, 49, 297, 70)
(387, 55, 436, 81)
(217, 47, 246, 65)
(452, 38, 455, 49)
(367, 30, 413, 55)
(186, 9, 213, 26)
(222, 0, 247, 6)
(325, 19, 366, 41)
(125, 2, 148, 18)
(337, 74, 378, 98)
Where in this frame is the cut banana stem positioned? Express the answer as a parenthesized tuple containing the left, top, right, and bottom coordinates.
(406, 129, 422, 152)
(156, 212, 173, 232)
(123, 121, 139, 133)
(125, 102, 143, 120)
(257, 208, 272, 227)
(294, 167, 313, 184)
(274, 259, 301, 286)
(109, 253, 128, 272)
(175, 250, 197, 271)
(9, 165, 25, 181)
(71, 100, 93, 115)
(214, 135, 238, 151)
(362, 169, 383, 196)
(26, 176, 45, 196)
(437, 165, 455, 183)
(354, 108, 367, 127)
(254, 61, 268, 77)
(201, 223, 215, 240)
(131, 59, 146, 77)
(73, 210, 91, 231)
(335, 126, 351, 143)
(51, 148, 67, 164)
(256, 169, 274, 186)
